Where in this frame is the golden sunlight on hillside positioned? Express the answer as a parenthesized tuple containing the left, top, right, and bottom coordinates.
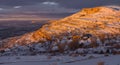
(0, 6, 120, 53)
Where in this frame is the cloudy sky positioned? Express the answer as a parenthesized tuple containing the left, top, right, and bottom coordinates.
(0, 0, 119, 18)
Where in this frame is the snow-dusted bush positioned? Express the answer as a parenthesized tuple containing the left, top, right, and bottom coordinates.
(75, 48, 86, 54)
(51, 46, 59, 52)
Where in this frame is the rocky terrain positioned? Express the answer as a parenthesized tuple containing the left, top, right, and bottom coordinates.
(0, 6, 120, 56)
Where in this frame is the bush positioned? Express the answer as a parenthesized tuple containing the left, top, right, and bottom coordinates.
(97, 61, 104, 65)
(68, 41, 79, 50)
(88, 55, 95, 59)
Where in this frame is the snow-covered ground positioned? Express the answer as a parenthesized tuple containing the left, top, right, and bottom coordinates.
(0, 54, 119, 65)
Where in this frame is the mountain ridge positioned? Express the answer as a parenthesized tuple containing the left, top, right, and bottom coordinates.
(0, 6, 120, 53)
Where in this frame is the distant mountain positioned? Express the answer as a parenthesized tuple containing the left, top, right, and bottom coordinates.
(0, 6, 120, 55)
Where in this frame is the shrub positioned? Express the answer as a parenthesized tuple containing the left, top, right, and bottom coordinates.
(97, 61, 105, 65)
(68, 40, 79, 50)
(88, 55, 95, 59)
(58, 43, 66, 53)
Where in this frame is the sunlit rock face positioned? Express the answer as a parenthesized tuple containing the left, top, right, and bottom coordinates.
(0, 6, 120, 52)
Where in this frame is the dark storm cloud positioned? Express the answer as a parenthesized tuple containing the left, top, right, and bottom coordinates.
(0, 0, 120, 14)
(0, 0, 44, 6)
(55, 0, 120, 8)
(0, 0, 120, 8)
(0, 0, 119, 18)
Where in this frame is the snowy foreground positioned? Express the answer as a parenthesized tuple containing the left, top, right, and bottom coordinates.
(0, 54, 119, 65)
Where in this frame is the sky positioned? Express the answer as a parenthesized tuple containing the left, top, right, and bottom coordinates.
(0, 0, 119, 18)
